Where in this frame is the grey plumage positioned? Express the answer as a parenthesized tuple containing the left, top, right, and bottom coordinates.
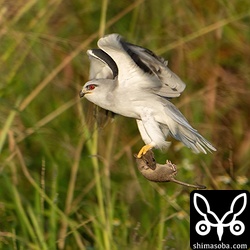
(80, 34, 216, 155)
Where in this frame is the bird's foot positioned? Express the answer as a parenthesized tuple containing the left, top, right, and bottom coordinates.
(137, 144, 153, 158)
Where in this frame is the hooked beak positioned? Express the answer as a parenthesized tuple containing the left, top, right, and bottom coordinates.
(79, 89, 85, 98)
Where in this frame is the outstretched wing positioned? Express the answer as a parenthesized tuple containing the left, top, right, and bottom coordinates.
(124, 42, 186, 98)
(98, 33, 186, 98)
(87, 49, 118, 80)
(87, 49, 118, 125)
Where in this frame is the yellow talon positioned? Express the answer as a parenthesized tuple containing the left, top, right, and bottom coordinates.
(137, 144, 153, 158)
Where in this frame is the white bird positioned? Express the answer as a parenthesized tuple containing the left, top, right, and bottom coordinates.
(80, 34, 216, 157)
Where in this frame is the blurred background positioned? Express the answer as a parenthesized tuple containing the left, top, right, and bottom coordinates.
(0, 0, 249, 249)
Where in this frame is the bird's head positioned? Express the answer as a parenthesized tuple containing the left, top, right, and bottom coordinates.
(79, 81, 99, 98)
(79, 79, 115, 108)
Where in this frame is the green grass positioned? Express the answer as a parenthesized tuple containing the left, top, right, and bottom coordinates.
(0, 0, 250, 249)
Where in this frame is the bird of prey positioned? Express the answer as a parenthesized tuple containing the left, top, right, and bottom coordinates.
(79, 34, 216, 157)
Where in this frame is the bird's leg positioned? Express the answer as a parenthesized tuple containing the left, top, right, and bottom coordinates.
(137, 144, 153, 158)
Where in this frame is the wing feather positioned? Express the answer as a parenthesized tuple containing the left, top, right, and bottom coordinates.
(87, 49, 118, 79)
(98, 34, 186, 98)
(123, 42, 186, 98)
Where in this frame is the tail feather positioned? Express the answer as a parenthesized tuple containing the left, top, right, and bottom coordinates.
(164, 101, 216, 154)
(170, 124, 216, 154)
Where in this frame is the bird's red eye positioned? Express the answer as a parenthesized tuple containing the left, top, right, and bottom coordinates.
(87, 84, 96, 91)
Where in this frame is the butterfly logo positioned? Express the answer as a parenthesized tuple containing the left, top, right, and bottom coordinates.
(193, 193, 247, 241)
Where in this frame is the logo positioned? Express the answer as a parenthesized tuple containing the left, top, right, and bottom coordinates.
(194, 192, 246, 241)
(190, 190, 250, 250)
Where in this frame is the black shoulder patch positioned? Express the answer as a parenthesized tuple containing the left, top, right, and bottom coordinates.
(91, 49, 118, 78)
(119, 40, 153, 74)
